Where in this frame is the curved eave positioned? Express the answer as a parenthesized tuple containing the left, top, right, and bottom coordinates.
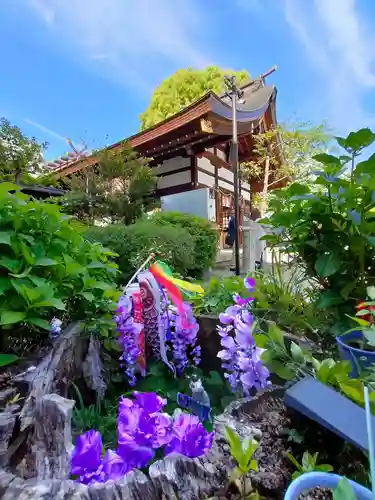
(51, 83, 276, 178)
(208, 86, 276, 123)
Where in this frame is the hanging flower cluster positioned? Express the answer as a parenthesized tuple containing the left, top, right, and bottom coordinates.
(114, 295, 141, 386)
(159, 287, 201, 375)
(71, 392, 214, 485)
(217, 277, 270, 395)
(167, 302, 201, 375)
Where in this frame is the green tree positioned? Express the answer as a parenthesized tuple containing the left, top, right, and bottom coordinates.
(241, 122, 332, 216)
(0, 117, 48, 184)
(140, 66, 251, 130)
(60, 143, 157, 225)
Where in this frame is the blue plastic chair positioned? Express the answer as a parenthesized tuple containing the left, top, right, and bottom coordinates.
(284, 472, 372, 500)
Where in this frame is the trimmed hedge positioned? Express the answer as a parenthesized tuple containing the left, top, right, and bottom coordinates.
(86, 220, 195, 284)
(150, 211, 218, 277)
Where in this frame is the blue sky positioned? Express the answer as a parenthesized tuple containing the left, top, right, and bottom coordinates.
(1, 0, 375, 160)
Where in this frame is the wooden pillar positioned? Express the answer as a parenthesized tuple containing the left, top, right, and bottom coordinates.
(191, 155, 198, 188)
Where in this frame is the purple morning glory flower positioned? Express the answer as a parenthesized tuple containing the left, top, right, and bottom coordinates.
(234, 294, 255, 306)
(134, 391, 167, 413)
(71, 430, 102, 477)
(71, 392, 215, 486)
(244, 277, 256, 291)
(102, 449, 130, 481)
(165, 413, 214, 458)
(117, 393, 172, 468)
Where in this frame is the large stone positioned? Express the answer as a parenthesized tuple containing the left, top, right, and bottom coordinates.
(14, 323, 85, 432)
(82, 335, 107, 402)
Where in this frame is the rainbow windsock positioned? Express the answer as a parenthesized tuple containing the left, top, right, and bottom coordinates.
(149, 261, 185, 318)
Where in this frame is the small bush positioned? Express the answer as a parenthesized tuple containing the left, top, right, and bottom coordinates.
(0, 183, 119, 348)
(150, 211, 218, 277)
(86, 220, 195, 284)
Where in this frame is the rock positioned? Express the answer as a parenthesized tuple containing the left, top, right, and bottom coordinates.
(89, 469, 158, 500)
(0, 389, 17, 408)
(0, 411, 17, 463)
(33, 394, 75, 480)
(82, 335, 107, 402)
(15, 323, 85, 431)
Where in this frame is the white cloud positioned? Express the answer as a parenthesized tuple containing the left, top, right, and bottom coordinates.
(283, 0, 375, 134)
(24, 118, 84, 151)
(26, 0, 213, 91)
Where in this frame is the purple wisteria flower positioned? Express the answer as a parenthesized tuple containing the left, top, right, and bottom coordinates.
(166, 301, 201, 375)
(165, 412, 214, 458)
(114, 295, 142, 386)
(217, 277, 270, 396)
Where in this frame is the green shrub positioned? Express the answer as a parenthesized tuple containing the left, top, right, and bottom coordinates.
(0, 183, 119, 348)
(262, 128, 375, 333)
(86, 220, 195, 284)
(150, 211, 218, 277)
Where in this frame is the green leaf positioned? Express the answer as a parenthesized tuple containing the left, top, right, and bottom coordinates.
(27, 317, 51, 330)
(0, 277, 12, 295)
(268, 323, 285, 345)
(90, 281, 112, 290)
(315, 253, 341, 277)
(33, 298, 66, 310)
(253, 333, 269, 348)
(287, 452, 302, 471)
(367, 286, 375, 300)
(34, 257, 59, 266)
(206, 371, 224, 386)
(366, 236, 375, 247)
(87, 261, 108, 269)
(302, 451, 313, 470)
(316, 358, 336, 384)
(290, 342, 305, 364)
(0, 258, 22, 273)
(0, 183, 20, 194)
(363, 327, 375, 346)
(28, 276, 48, 288)
(312, 153, 341, 167)
(266, 360, 296, 380)
(315, 464, 334, 473)
(0, 353, 19, 367)
(0, 311, 26, 325)
(339, 128, 375, 153)
(333, 477, 357, 500)
(356, 309, 371, 317)
(241, 437, 259, 471)
(316, 290, 345, 308)
(225, 426, 243, 464)
(346, 314, 369, 327)
(80, 291, 96, 301)
(339, 380, 365, 405)
(0, 232, 12, 246)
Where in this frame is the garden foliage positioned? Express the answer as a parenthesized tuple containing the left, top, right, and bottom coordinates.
(261, 128, 375, 331)
(0, 184, 119, 344)
(60, 144, 157, 225)
(151, 211, 218, 278)
(86, 219, 195, 284)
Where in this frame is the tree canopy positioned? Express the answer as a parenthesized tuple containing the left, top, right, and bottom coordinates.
(241, 122, 332, 215)
(60, 144, 157, 225)
(0, 117, 48, 184)
(139, 66, 251, 130)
